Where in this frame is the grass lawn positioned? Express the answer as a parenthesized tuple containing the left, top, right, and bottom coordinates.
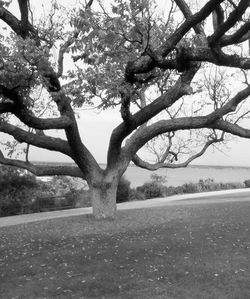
(1, 200, 250, 298)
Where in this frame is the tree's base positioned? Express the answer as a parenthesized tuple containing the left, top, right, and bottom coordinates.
(91, 185, 117, 219)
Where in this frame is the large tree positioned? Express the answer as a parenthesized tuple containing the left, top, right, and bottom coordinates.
(0, 0, 250, 218)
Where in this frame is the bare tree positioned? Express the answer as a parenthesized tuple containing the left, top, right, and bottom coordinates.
(0, 0, 250, 218)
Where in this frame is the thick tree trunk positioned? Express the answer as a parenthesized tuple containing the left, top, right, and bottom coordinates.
(90, 178, 119, 219)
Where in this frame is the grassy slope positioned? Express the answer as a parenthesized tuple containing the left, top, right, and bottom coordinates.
(1, 201, 250, 298)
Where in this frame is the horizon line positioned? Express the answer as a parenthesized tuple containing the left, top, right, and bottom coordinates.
(30, 161, 250, 169)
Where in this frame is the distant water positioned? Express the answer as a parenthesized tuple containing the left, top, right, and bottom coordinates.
(124, 165, 250, 187)
(34, 162, 250, 188)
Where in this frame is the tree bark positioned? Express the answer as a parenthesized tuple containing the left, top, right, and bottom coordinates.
(90, 176, 119, 219)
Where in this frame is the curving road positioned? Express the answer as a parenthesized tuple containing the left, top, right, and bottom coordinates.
(0, 188, 250, 228)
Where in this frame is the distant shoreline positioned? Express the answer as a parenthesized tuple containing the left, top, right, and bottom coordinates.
(16, 161, 250, 187)
(32, 161, 250, 170)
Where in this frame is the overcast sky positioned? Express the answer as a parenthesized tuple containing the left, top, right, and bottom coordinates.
(2, 0, 250, 167)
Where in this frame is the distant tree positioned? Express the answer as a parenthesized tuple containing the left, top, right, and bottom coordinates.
(136, 172, 167, 199)
(150, 173, 167, 185)
(0, 0, 250, 218)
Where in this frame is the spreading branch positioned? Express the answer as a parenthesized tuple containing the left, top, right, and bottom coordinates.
(0, 121, 71, 156)
(220, 22, 250, 47)
(0, 150, 83, 177)
(125, 83, 250, 158)
(132, 137, 223, 170)
(57, 30, 80, 77)
(174, 0, 206, 36)
(125, 0, 224, 81)
(0, 6, 24, 35)
(57, 0, 95, 77)
(107, 66, 198, 167)
(0, 1, 36, 38)
(211, 119, 250, 138)
(0, 85, 73, 130)
(212, 4, 224, 32)
(17, 0, 29, 35)
(208, 0, 249, 47)
(178, 47, 250, 69)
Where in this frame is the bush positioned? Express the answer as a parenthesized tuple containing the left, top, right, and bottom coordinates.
(136, 181, 166, 199)
(31, 196, 57, 212)
(0, 198, 22, 216)
(133, 176, 245, 202)
(128, 189, 145, 201)
(116, 176, 131, 203)
(181, 182, 200, 194)
(0, 166, 89, 215)
(244, 180, 250, 188)
(0, 166, 40, 216)
(220, 182, 244, 190)
(42, 176, 78, 196)
(165, 185, 184, 196)
(64, 189, 84, 207)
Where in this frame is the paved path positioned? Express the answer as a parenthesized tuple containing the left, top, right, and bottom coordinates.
(1, 188, 250, 228)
